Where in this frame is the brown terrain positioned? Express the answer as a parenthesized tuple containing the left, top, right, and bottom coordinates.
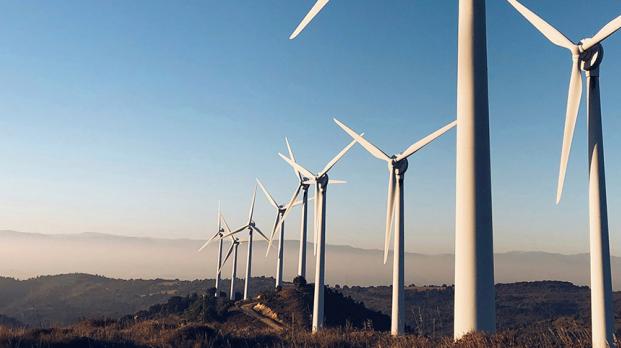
(0, 274, 619, 347)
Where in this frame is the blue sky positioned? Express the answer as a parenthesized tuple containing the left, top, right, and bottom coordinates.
(0, 0, 620, 254)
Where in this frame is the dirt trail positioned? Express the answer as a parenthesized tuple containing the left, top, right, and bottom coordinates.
(239, 302, 285, 332)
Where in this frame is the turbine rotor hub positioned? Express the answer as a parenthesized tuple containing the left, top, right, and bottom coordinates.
(579, 43, 603, 71)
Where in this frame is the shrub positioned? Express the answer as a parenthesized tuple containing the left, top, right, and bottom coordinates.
(293, 276, 307, 289)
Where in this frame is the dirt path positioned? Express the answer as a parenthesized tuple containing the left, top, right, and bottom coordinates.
(239, 302, 285, 332)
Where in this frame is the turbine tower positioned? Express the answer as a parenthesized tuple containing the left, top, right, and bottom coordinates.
(256, 178, 305, 288)
(507, 1, 621, 346)
(288, 1, 496, 338)
(278, 137, 357, 333)
(198, 201, 225, 297)
(220, 187, 269, 300)
(335, 118, 456, 335)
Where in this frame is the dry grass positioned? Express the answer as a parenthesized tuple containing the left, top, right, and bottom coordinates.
(0, 317, 614, 348)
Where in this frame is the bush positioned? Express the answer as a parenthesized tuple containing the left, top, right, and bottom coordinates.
(293, 276, 307, 289)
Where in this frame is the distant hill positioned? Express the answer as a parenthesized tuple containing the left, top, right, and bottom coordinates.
(0, 230, 618, 289)
(0, 273, 275, 327)
(338, 281, 604, 337)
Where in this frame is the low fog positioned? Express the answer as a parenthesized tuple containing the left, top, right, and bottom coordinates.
(0, 230, 616, 289)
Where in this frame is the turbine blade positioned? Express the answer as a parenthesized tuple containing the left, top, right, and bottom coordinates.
(266, 214, 280, 256)
(253, 225, 269, 242)
(289, 0, 330, 40)
(248, 185, 257, 224)
(285, 137, 303, 181)
(217, 243, 235, 275)
(506, 0, 575, 50)
(396, 120, 457, 161)
(198, 230, 222, 252)
(278, 153, 316, 179)
(198, 239, 210, 252)
(320, 136, 361, 176)
(217, 200, 221, 231)
(384, 168, 397, 264)
(334, 118, 390, 161)
(221, 225, 248, 239)
(256, 178, 279, 210)
(557, 58, 583, 204)
(221, 215, 232, 234)
(328, 179, 347, 184)
(582, 15, 621, 50)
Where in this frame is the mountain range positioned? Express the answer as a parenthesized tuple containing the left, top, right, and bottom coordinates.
(0, 230, 616, 289)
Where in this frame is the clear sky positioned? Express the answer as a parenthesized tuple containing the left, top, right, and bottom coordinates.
(0, 0, 620, 255)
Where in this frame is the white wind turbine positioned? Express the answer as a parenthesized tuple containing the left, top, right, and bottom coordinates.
(217, 234, 246, 301)
(282, 138, 313, 280)
(277, 137, 357, 333)
(335, 118, 456, 335)
(288, 1, 496, 338)
(197, 201, 225, 297)
(507, 1, 621, 346)
(219, 187, 269, 300)
(256, 178, 307, 288)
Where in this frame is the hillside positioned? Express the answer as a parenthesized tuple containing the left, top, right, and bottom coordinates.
(1, 273, 621, 338)
(0, 279, 610, 347)
(337, 281, 600, 337)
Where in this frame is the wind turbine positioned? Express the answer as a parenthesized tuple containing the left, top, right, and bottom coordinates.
(288, 1, 496, 338)
(334, 118, 456, 335)
(256, 178, 307, 288)
(220, 187, 269, 300)
(283, 138, 313, 280)
(277, 137, 357, 333)
(507, 1, 621, 346)
(197, 201, 226, 297)
(217, 234, 246, 301)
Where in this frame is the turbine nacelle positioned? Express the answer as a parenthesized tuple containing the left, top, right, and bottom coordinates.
(389, 158, 409, 176)
(579, 43, 603, 72)
(316, 174, 329, 187)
